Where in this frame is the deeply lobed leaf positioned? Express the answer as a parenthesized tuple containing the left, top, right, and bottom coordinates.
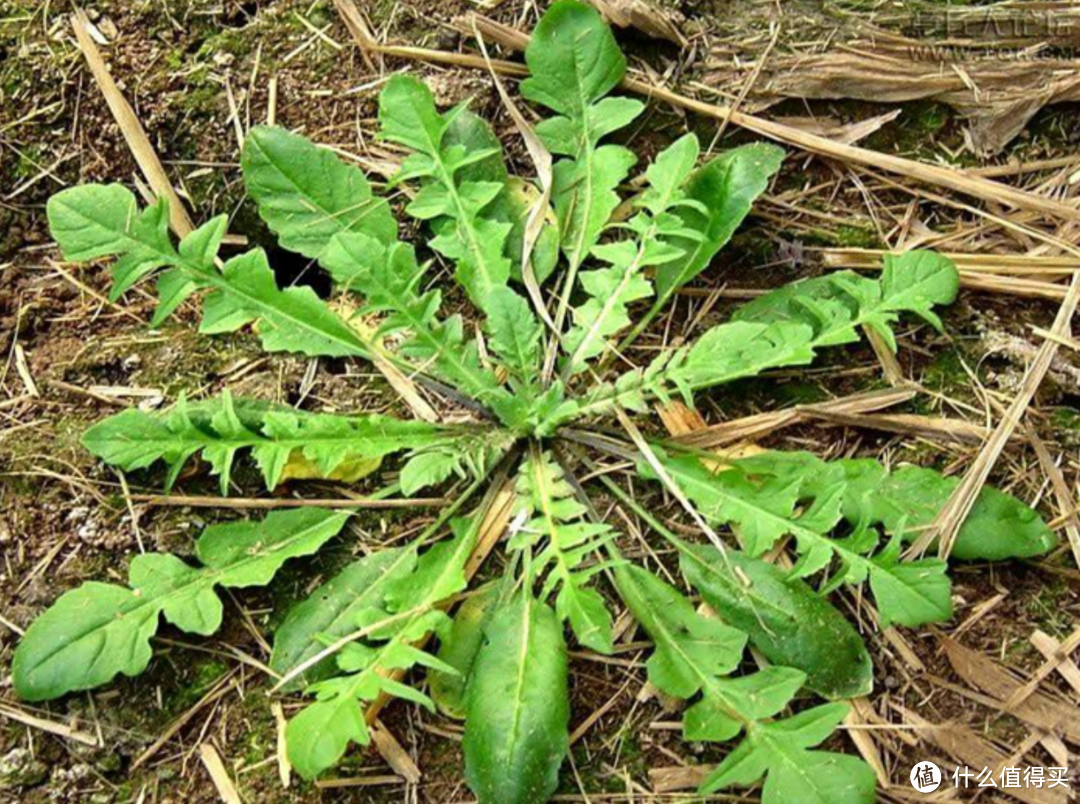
(82, 392, 486, 495)
(379, 75, 514, 308)
(699, 704, 877, 803)
(561, 134, 703, 375)
(613, 558, 875, 803)
(13, 509, 349, 701)
(46, 185, 374, 359)
(522, 0, 643, 271)
(511, 450, 617, 653)
(284, 513, 483, 778)
(554, 250, 961, 429)
(657, 451, 954, 628)
(733, 451, 1057, 560)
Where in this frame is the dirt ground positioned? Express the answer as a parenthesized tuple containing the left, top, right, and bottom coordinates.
(2, 0, 1080, 801)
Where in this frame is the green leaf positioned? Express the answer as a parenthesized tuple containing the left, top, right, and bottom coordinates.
(559, 135, 703, 375)
(733, 251, 958, 352)
(611, 557, 870, 798)
(659, 452, 953, 628)
(679, 544, 873, 699)
(521, 0, 626, 119)
(836, 459, 1055, 560)
(439, 111, 559, 287)
(241, 125, 396, 262)
(286, 687, 370, 781)
(512, 451, 616, 653)
(286, 513, 483, 778)
(400, 449, 464, 496)
(561, 320, 816, 426)
(561, 241, 654, 374)
(699, 703, 877, 803)
(614, 558, 805, 738)
(879, 250, 959, 331)
(652, 143, 784, 304)
(48, 186, 174, 300)
(13, 509, 349, 701)
(82, 392, 464, 493)
(733, 449, 1056, 560)
(378, 76, 512, 307)
(522, 0, 643, 269)
(150, 216, 229, 326)
(463, 592, 570, 804)
(270, 548, 417, 690)
(485, 286, 543, 387)
(198, 249, 367, 356)
(430, 586, 498, 719)
(47, 183, 375, 360)
(320, 232, 524, 425)
(613, 563, 746, 700)
(552, 251, 960, 429)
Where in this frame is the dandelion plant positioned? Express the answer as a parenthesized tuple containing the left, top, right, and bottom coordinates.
(16, 3, 1058, 802)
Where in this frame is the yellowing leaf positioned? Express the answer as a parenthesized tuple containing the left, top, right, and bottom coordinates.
(278, 451, 383, 484)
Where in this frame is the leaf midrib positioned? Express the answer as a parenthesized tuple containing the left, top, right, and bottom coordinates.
(249, 136, 388, 240)
(561, 291, 901, 427)
(26, 514, 346, 672)
(671, 465, 944, 617)
(617, 567, 750, 729)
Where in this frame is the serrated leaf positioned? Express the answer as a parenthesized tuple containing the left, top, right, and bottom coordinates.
(46, 183, 376, 360)
(522, 0, 643, 269)
(561, 244, 654, 374)
(320, 232, 523, 424)
(270, 548, 417, 690)
(880, 249, 959, 330)
(560, 131, 700, 373)
(485, 286, 542, 387)
(286, 685, 370, 781)
(699, 703, 877, 803)
(200, 249, 369, 356)
(150, 216, 229, 326)
(733, 251, 958, 353)
(513, 451, 615, 653)
(440, 112, 559, 287)
(680, 544, 873, 699)
(241, 125, 396, 261)
(286, 511, 483, 778)
(611, 556, 864, 795)
(82, 393, 464, 492)
(47, 185, 174, 299)
(613, 562, 746, 699)
(659, 452, 953, 628)
(652, 143, 784, 304)
(13, 509, 349, 701)
(463, 592, 570, 804)
(378, 76, 512, 307)
(550, 252, 960, 430)
(836, 459, 1055, 560)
